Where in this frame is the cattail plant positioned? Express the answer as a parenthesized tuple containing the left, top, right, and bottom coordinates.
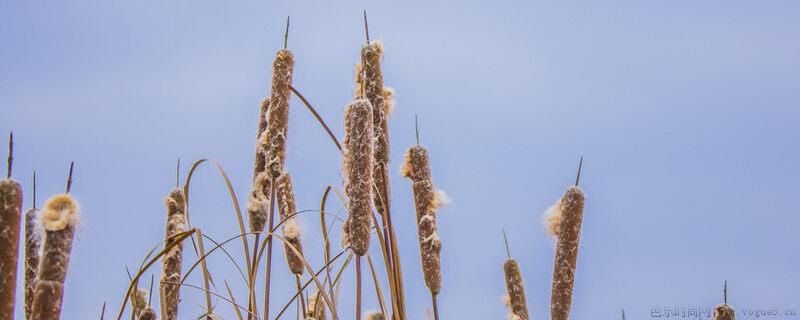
(713, 282, 735, 320)
(260, 20, 295, 319)
(0, 132, 23, 320)
(30, 191, 80, 320)
(401, 138, 448, 318)
(342, 97, 374, 320)
(160, 188, 186, 320)
(23, 172, 40, 320)
(276, 171, 305, 275)
(342, 98, 375, 256)
(501, 231, 530, 320)
(544, 159, 586, 320)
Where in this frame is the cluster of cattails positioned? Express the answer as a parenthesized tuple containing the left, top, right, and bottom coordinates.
(401, 145, 447, 299)
(1, 134, 83, 320)
(160, 188, 186, 320)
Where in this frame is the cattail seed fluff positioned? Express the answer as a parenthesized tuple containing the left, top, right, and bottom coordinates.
(401, 146, 445, 295)
(160, 189, 186, 320)
(276, 171, 305, 275)
(503, 259, 530, 320)
(30, 194, 80, 320)
(260, 49, 294, 179)
(342, 99, 374, 256)
(713, 304, 735, 320)
(0, 179, 23, 320)
(550, 186, 585, 320)
(23, 207, 40, 320)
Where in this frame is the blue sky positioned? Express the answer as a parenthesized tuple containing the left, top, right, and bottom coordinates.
(2, 1, 799, 319)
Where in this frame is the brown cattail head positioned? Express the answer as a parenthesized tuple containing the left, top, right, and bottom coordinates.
(138, 307, 157, 320)
(365, 311, 386, 320)
(24, 207, 40, 320)
(0, 179, 23, 320)
(260, 49, 294, 179)
(306, 290, 327, 320)
(161, 188, 186, 320)
(342, 99, 374, 256)
(402, 145, 447, 295)
(246, 172, 270, 233)
(360, 41, 392, 219)
(550, 186, 586, 320)
(503, 259, 529, 320)
(30, 194, 80, 320)
(276, 171, 305, 275)
(713, 303, 735, 320)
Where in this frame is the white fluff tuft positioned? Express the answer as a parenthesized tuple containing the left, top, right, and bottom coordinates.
(542, 200, 563, 240)
(432, 189, 451, 210)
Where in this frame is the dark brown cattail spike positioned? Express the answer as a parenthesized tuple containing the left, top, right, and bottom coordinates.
(415, 115, 420, 146)
(723, 281, 727, 304)
(284, 16, 290, 49)
(65, 162, 74, 194)
(503, 229, 511, 259)
(622, 309, 626, 320)
(176, 158, 180, 188)
(7, 132, 12, 179)
(30, 193, 80, 320)
(32, 171, 36, 209)
(0, 138, 23, 320)
(575, 156, 583, 186)
(23, 172, 40, 320)
(363, 10, 370, 44)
